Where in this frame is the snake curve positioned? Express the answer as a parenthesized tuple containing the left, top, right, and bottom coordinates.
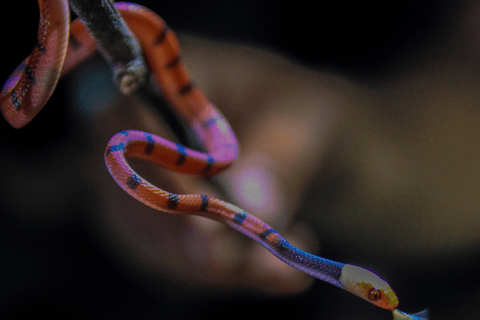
(1, 0, 402, 312)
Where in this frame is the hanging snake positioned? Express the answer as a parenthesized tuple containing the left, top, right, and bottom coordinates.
(1, 1, 430, 317)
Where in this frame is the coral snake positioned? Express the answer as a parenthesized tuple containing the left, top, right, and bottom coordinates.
(2, 1, 430, 317)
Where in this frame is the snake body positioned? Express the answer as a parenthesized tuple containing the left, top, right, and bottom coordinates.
(1, 0, 402, 312)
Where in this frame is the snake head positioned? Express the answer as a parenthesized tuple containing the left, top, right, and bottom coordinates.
(339, 264, 399, 310)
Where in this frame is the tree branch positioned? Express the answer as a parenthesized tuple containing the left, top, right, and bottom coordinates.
(69, 0, 148, 95)
(69, 0, 202, 148)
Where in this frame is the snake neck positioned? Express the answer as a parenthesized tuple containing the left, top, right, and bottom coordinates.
(225, 215, 346, 288)
(270, 238, 346, 287)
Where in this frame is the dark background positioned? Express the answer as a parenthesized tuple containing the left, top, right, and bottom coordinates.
(0, 1, 464, 319)
(0, 0, 458, 133)
(130, 0, 457, 78)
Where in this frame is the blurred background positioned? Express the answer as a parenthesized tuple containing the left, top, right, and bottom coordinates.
(1, 0, 480, 319)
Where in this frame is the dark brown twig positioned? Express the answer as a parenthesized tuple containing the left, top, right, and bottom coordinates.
(68, 0, 203, 149)
(69, 0, 148, 95)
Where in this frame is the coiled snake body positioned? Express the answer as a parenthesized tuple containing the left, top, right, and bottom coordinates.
(1, 0, 404, 313)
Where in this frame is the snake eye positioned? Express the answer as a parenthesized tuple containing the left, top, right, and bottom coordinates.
(367, 289, 381, 301)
